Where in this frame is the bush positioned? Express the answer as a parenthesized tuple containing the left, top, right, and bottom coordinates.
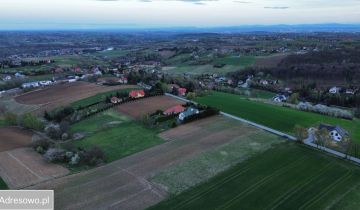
(31, 134, 50, 151)
(80, 146, 105, 166)
(45, 124, 62, 140)
(23, 113, 44, 131)
(4, 112, 17, 125)
(43, 148, 66, 163)
(355, 107, 360, 118)
(297, 102, 353, 119)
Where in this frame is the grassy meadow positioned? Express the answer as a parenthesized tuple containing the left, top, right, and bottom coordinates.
(149, 142, 360, 210)
(195, 91, 360, 142)
(69, 110, 164, 162)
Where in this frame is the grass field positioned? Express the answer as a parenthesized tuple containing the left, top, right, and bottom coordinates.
(0, 178, 8, 190)
(195, 91, 360, 142)
(213, 55, 256, 66)
(151, 132, 284, 195)
(69, 110, 164, 162)
(149, 142, 360, 210)
(70, 88, 137, 108)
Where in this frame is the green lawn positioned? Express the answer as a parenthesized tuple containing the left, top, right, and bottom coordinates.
(149, 142, 360, 210)
(195, 91, 360, 142)
(0, 178, 8, 190)
(70, 111, 164, 162)
(70, 88, 138, 108)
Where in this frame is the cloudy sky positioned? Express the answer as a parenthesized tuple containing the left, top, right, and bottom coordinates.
(1, 0, 360, 29)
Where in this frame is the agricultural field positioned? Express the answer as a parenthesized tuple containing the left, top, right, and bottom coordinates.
(0, 127, 33, 152)
(29, 116, 264, 210)
(0, 148, 69, 189)
(149, 142, 360, 210)
(195, 91, 360, 142)
(68, 110, 164, 162)
(152, 130, 284, 194)
(15, 82, 135, 113)
(115, 96, 185, 119)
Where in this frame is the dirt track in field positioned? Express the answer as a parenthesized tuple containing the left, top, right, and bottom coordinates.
(0, 127, 33, 152)
(0, 148, 69, 189)
(115, 96, 185, 119)
(15, 82, 137, 113)
(28, 116, 259, 210)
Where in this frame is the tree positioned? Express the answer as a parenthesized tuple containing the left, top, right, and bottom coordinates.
(288, 93, 299, 104)
(23, 113, 44, 131)
(294, 125, 308, 143)
(4, 112, 17, 126)
(314, 128, 332, 148)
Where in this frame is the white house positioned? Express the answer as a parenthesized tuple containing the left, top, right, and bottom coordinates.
(319, 124, 348, 142)
(21, 82, 40, 89)
(178, 107, 200, 121)
(329, 87, 341, 94)
(273, 95, 287, 103)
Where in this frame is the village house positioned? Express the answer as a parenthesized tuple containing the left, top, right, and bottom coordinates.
(178, 107, 200, 121)
(273, 94, 288, 103)
(164, 105, 185, 115)
(319, 124, 348, 142)
(21, 82, 40, 89)
(129, 90, 145, 99)
(329, 86, 341, 94)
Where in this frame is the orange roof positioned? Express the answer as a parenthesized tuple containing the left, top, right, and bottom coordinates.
(164, 105, 185, 115)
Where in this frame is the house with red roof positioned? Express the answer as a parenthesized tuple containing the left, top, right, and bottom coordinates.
(129, 90, 145, 99)
(163, 105, 185, 115)
(178, 88, 187, 96)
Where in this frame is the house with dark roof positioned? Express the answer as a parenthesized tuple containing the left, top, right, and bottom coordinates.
(178, 107, 199, 121)
(318, 124, 348, 142)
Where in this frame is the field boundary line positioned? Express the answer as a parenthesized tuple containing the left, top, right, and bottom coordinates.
(165, 93, 360, 166)
(6, 151, 43, 180)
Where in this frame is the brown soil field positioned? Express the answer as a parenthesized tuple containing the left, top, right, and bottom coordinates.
(28, 116, 260, 210)
(0, 148, 69, 189)
(115, 96, 185, 119)
(0, 127, 33, 152)
(15, 82, 138, 113)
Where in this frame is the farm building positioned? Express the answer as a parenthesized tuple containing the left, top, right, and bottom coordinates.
(164, 105, 185, 115)
(319, 124, 348, 142)
(273, 94, 287, 103)
(179, 107, 199, 121)
(129, 90, 145, 99)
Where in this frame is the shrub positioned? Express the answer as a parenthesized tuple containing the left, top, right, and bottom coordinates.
(45, 124, 62, 140)
(31, 134, 50, 150)
(43, 148, 66, 163)
(80, 146, 105, 166)
(4, 112, 17, 125)
(23, 113, 44, 131)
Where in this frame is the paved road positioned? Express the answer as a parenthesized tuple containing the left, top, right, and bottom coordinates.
(166, 93, 360, 165)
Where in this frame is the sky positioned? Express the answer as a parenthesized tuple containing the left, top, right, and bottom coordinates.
(1, 0, 360, 30)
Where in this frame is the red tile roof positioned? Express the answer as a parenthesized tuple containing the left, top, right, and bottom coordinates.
(178, 88, 187, 96)
(164, 105, 185, 115)
(129, 90, 145, 98)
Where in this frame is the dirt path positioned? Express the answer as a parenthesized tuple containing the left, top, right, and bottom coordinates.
(28, 116, 256, 210)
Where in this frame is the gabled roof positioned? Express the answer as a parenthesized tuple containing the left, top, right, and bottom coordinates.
(164, 105, 185, 115)
(319, 124, 348, 137)
(129, 90, 145, 98)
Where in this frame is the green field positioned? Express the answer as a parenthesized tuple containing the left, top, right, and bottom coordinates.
(213, 55, 256, 66)
(149, 142, 360, 210)
(70, 88, 138, 108)
(69, 110, 164, 162)
(195, 91, 360, 142)
(94, 50, 129, 58)
(0, 178, 8, 190)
